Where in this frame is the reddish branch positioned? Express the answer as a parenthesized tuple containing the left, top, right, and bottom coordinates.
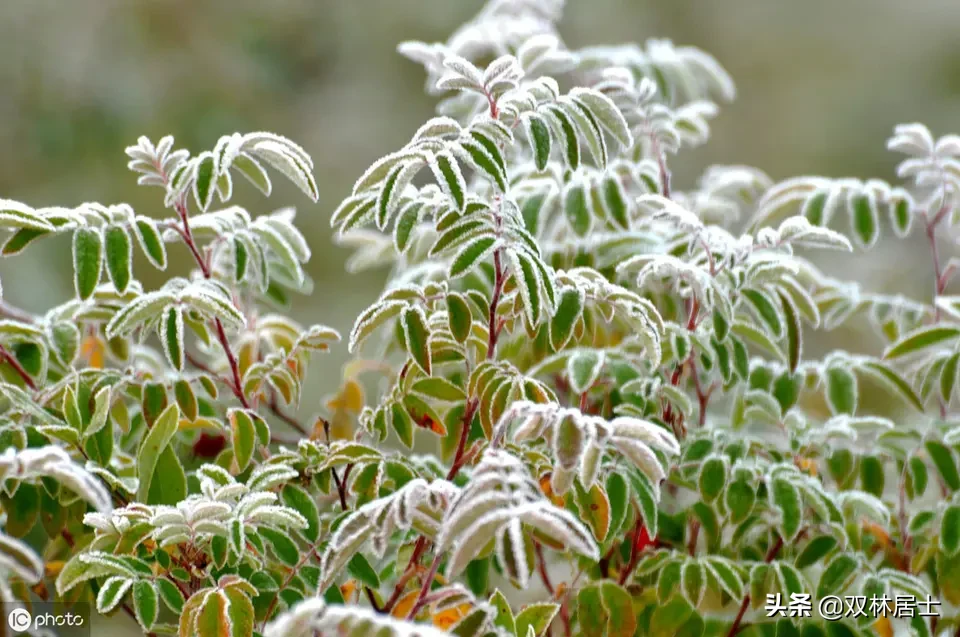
(727, 535, 784, 637)
(535, 542, 571, 637)
(0, 343, 37, 391)
(174, 198, 251, 410)
(486, 249, 506, 360)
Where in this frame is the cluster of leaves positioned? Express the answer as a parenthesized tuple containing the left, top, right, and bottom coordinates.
(4, 1, 960, 636)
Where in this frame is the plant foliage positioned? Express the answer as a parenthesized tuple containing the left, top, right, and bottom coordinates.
(1, 1, 959, 636)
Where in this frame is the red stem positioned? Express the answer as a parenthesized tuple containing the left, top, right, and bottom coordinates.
(407, 554, 442, 619)
(0, 343, 37, 391)
(486, 249, 505, 360)
(727, 535, 784, 637)
(175, 198, 251, 409)
(447, 398, 480, 481)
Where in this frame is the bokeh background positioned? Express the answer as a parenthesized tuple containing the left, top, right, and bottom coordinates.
(3, 0, 959, 386)
(1, 0, 958, 631)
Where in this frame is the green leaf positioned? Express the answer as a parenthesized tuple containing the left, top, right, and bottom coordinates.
(147, 446, 187, 506)
(850, 192, 879, 248)
(698, 456, 727, 502)
(193, 153, 217, 211)
(136, 403, 180, 502)
(174, 379, 198, 422)
(132, 580, 159, 631)
(3, 227, 49, 255)
(260, 527, 300, 566)
(942, 352, 960, 403)
(824, 364, 857, 415)
(510, 249, 544, 327)
(432, 151, 466, 212)
(884, 325, 960, 360)
(156, 577, 185, 613)
(391, 402, 415, 449)
(795, 535, 838, 569)
(412, 377, 466, 402)
(104, 225, 132, 293)
(778, 291, 802, 372)
(550, 287, 584, 351)
(926, 440, 960, 491)
(72, 227, 102, 301)
(857, 360, 924, 411)
(526, 114, 551, 171)
(394, 202, 422, 254)
(347, 553, 381, 589)
(725, 479, 755, 524)
(133, 217, 167, 269)
(568, 351, 604, 394)
(606, 472, 629, 539)
(942, 506, 960, 554)
(564, 180, 592, 237)
(447, 292, 473, 344)
(281, 484, 320, 543)
(402, 306, 432, 376)
(229, 409, 257, 472)
(770, 477, 802, 540)
(0, 200, 54, 231)
(817, 554, 858, 598)
(544, 104, 580, 170)
(231, 152, 272, 196)
(742, 289, 783, 338)
(731, 320, 783, 361)
(162, 306, 184, 371)
(515, 602, 559, 637)
(489, 589, 516, 633)
(97, 576, 133, 613)
(569, 88, 633, 148)
(349, 300, 406, 353)
(459, 138, 507, 191)
(859, 455, 885, 497)
(573, 480, 611, 542)
(602, 175, 629, 230)
(450, 236, 497, 279)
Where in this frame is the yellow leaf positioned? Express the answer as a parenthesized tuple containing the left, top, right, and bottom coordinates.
(432, 603, 472, 629)
(873, 616, 893, 637)
(539, 473, 565, 508)
(340, 579, 357, 603)
(43, 561, 65, 578)
(80, 334, 104, 369)
(392, 591, 419, 618)
(795, 456, 818, 477)
(327, 379, 365, 412)
(863, 521, 891, 549)
(178, 417, 223, 432)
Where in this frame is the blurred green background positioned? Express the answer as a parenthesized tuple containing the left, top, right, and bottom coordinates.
(1, 0, 957, 420)
(1, 0, 958, 631)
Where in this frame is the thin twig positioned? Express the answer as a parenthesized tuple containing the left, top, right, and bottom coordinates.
(0, 343, 37, 391)
(727, 535, 784, 637)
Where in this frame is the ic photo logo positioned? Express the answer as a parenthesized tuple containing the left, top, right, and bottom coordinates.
(7, 608, 32, 632)
(5, 604, 87, 634)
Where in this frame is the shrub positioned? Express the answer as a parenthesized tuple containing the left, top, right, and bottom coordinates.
(1, 1, 958, 636)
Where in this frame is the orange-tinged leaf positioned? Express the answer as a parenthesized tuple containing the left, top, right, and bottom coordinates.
(178, 417, 223, 432)
(392, 591, 419, 618)
(540, 473, 565, 508)
(44, 561, 65, 578)
(327, 379, 365, 412)
(340, 579, 358, 602)
(795, 456, 818, 477)
(81, 334, 104, 369)
(863, 521, 891, 549)
(873, 617, 893, 637)
(432, 603, 472, 629)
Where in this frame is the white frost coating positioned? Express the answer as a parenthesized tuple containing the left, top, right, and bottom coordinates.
(0, 445, 112, 513)
(265, 599, 452, 637)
